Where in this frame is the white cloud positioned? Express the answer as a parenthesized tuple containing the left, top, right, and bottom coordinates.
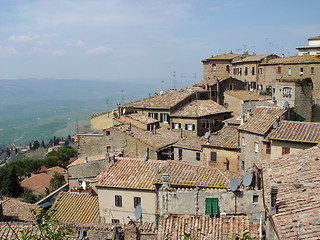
(75, 40, 85, 47)
(0, 45, 19, 55)
(52, 49, 66, 56)
(31, 47, 45, 53)
(85, 46, 112, 55)
(9, 32, 55, 45)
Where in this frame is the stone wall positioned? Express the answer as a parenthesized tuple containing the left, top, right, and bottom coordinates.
(173, 147, 203, 165)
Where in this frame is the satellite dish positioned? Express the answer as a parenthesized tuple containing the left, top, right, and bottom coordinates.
(272, 121, 278, 129)
(243, 174, 252, 187)
(79, 228, 84, 239)
(229, 178, 238, 192)
(204, 132, 210, 139)
(112, 110, 114, 114)
(284, 101, 289, 109)
(135, 205, 142, 220)
(122, 108, 126, 114)
(155, 166, 159, 174)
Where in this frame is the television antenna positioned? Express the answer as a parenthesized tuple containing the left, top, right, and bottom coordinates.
(121, 89, 125, 105)
(135, 205, 142, 220)
(173, 71, 176, 89)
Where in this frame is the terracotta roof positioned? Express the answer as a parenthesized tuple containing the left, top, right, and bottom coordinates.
(122, 87, 207, 110)
(0, 222, 35, 239)
(238, 108, 287, 135)
(202, 52, 240, 62)
(223, 115, 242, 126)
(171, 100, 230, 118)
(157, 215, 258, 240)
(20, 173, 52, 196)
(68, 154, 106, 167)
(154, 161, 237, 189)
(224, 90, 260, 101)
(194, 76, 232, 87)
(126, 113, 159, 124)
(254, 100, 279, 108)
(174, 136, 205, 150)
(97, 158, 165, 190)
(308, 35, 320, 40)
(261, 55, 320, 64)
(46, 166, 67, 175)
(232, 54, 277, 63)
(264, 145, 320, 239)
(270, 121, 320, 143)
(35, 165, 48, 173)
(205, 125, 239, 149)
(112, 122, 179, 149)
(97, 157, 238, 190)
(1, 197, 38, 221)
(51, 192, 100, 224)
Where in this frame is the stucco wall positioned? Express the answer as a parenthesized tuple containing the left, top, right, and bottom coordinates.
(224, 94, 244, 116)
(158, 188, 264, 223)
(91, 111, 118, 130)
(270, 140, 316, 160)
(98, 188, 156, 224)
(173, 147, 203, 165)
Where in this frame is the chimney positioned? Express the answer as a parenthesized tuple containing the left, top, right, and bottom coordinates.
(84, 156, 88, 164)
(119, 148, 124, 157)
(271, 183, 278, 207)
(111, 154, 116, 165)
(162, 173, 170, 188)
(105, 152, 109, 161)
(281, 53, 285, 59)
(153, 126, 156, 135)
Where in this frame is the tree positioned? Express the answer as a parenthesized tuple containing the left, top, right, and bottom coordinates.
(41, 140, 46, 148)
(47, 172, 65, 194)
(33, 140, 40, 150)
(6, 147, 11, 157)
(0, 166, 23, 197)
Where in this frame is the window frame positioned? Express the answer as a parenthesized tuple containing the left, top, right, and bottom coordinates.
(205, 198, 219, 216)
(196, 152, 201, 161)
(254, 142, 259, 153)
(210, 151, 217, 163)
(115, 195, 122, 207)
(178, 148, 183, 160)
(134, 197, 141, 208)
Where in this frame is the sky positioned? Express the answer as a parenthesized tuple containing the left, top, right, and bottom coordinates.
(1, 0, 320, 87)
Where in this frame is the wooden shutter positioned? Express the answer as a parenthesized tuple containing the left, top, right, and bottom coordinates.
(210, 152, 217, 163)
(160, 113, 163, 122)
(185, 124, 188, 130)
(154, 113, 158, 120)
(205, 198, 218, 215)
(192, 124, 195, 131)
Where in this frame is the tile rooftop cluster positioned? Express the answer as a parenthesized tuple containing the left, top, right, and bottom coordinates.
(207, 125, 239, 149)
(122, 87, 207, 109)
(238, 107, 287, 135)
(126, 113, 159, 124)
(174, 136, 205, 149)
(202, 52, 240, 61)
(171, 100, 230, 118)
(261, 55, 320, 64)
(254, 100, 279, 108)
(270, 121, 320, 143)
(51, 192, 100, 224)
(264, 145, 320, 239)
(232, 54, 276, 63)
(1, 197, 37, 221)
(157, 215, 257, 240)
(223, 115, 241, 125)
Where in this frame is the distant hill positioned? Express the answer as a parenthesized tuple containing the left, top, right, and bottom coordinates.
(0, 78, 158, 145)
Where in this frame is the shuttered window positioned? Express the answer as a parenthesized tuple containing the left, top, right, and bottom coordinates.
(205, 198, 219, 216)
(210, 151, 217, 163)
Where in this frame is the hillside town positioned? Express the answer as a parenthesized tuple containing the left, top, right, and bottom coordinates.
(1, 36, 320, 239)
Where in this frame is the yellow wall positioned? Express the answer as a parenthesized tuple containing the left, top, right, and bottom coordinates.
(270, 140, 316, 160)
(224, 94, 244, 116)
(91, 111, 118, 130)
(98, 188, 156, 223)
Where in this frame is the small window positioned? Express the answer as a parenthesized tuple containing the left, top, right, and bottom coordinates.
(106, 145, 111, 152)
(212, 64, 216, 71)
(196, 152, 201, 161)
(134, 197, 141, 208)
(282, 147, 290, 155)
(266, 142, 271, 154)
(161, 113, 169, 123)
(241, 160, 245, 170)
(186, 124, 194, 131)
(283, 87, 292, 97)
(277, 67, 281, 73)
(258, 68, 263, 74)
(226, 65, 230, 72)
(242, 136, 245, 146)
(205, 198, 219, 216)
(300, 67, 304, 75)
(105, 131, 110, 136)
(254, 142, 259, 153)
(252, 67, 255, 75)
(253, 195, 259, 203)
(229, 84, 233, 90)
(288, 68, 292, 75)
(311, 67, 314, 75)
(174, 123, 180, 129)
(210, 151, 217, 163)
(245, 67, 248, 75)
(115, 195, 122, 207)
(203, 121, 209, 129)
(178, 149, 182, 160)
(112, 219, 120, 224)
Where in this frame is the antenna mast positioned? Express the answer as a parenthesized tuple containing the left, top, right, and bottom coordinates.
(173, 71, 176, 89)
(121, 89, 125, 105)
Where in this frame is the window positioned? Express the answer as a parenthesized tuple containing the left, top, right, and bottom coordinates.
(106, 131, 110, 136)
(212, 64, 216, 71)
(311, 67, 314, 75)
(254, 142, 259, 153)
(252, 67, 255, 75)
(226, 65, 230, 72)
(300, 67, 304, 75)
(134, 197, 141, 208)
(241, 160, 245, 170)
(196, 152, 201, 161)
(160, 113, 169, 123)
(282, 147, 290, 155)
(258, 68, 263, 74)
(229, 84, 233, 90)
(288, 68, 292, 75)
(253, 195, 259, 203)
(258, 84, 263, 90)
(244, 67, 248, 75)
(277, 67, 281, 73)
(178, 149, 182, 160)
(203, 121, 209, 129)
(186, 124, 195, 131)
(148, 112, 158, 120)
(266, 142, 271, 154)
(112, 219, 120, 224)
(115, 195, 122, 207)
(173, 123, 181, 129)
(242, 136, 245, 146)
(210, 151, 217, 163)
(283, 87, 292, 97)
(205, 198, 219, 216)
(251, 82, 256, 89)
(106, 145, 111, 152)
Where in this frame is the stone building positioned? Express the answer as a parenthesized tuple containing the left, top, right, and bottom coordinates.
(173, 136, 205, 165)
(170, 100, 232, 137)
(202, 125, 240, 172)
(269, 121, 320, 159)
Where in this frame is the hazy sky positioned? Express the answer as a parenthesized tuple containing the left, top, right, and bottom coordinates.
(1, 0, 319, 85)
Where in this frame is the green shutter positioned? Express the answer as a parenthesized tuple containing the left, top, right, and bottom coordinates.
(155, 113, 158, 120)
(160, 113, 163, 122)
(172, 122, 174, 129)
(205, 198, 218, 215)
(192, 124, 195, 131)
